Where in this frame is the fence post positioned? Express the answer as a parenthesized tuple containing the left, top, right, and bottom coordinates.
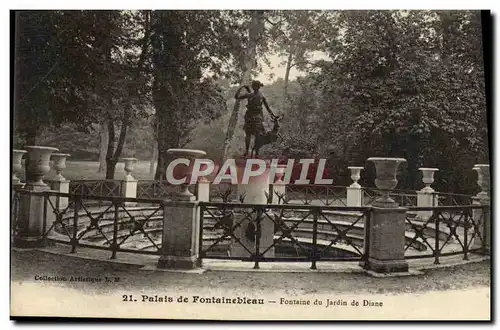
(121, 158, 138, 206)
(50, 153, 71, 210)
(157, 198, 201, 269)
(472, 164, 490, 252)
(363, 157, 409, 273)
(196, 177, 210, 202)
(347, 166, 363, 207)
(416, 167, 439, 220)
(13, 146, 58, 248)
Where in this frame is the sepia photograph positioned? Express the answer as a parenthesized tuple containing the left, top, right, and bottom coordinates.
(9, 8, 491, 321)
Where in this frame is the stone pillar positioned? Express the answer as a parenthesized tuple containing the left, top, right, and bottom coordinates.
(231, 158, 275, 258)
(50, 153, 71, 210)
(157, 200, 201, 269)
(157, 148, 207, 270)
(347, 166, 363, 207)
(14, 146, 59, 248)
(196, 177, 210, 202)
(363, 157, 409, 273)
(121, 158, 138, 206)
(472, 164, 490, 252)
(416, 168, 439, 220)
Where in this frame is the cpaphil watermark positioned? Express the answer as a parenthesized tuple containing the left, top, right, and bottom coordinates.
(167, 158, 332, 185)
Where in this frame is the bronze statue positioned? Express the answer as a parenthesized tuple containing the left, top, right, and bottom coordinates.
(235, 80, 277, 157)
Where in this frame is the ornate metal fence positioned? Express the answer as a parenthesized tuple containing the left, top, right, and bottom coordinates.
(281, 184, 348, 206)
(199, 202, 370, 269)
(436, 193, 474, 206)
(13, 190, 164, 259)
(11, 188, 488, 266)
(69, 180, 122, 198)
(136, 180, 176, 199)
(404, 205, 488, 264)
(362, 187, 418, 207)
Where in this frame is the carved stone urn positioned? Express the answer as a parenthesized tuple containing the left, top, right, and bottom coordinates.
(51, 153, 71, 181)
(167, 148, 207, 198)
(348, 166, 364, 188)
(122, 158, 138, 180)
(367, 157, 406, 207)
(418, 167, 438, 193)
(473, 164, 490, 199)
(24, 146, 59, 187)
(12, 149, 27, 184)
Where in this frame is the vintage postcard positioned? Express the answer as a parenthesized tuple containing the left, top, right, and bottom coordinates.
(10, 9, 491, 321)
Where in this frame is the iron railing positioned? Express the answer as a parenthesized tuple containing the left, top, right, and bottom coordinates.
(11, 188, 488, 266)
(362, 187, 418, 207)
(136, 180, 176, 199)
(280, 184, 348, 206)
(404, 205, 488, 264)
(13, 190, 164, 259)
(69, 180, 122, 203)
(199, 202, 370, 269)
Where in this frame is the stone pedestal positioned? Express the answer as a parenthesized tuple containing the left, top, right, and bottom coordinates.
(416, 168, 438, 220)
(50, 180, 70, 209)
(157, 200, 201, 269)
(363, 157, 408, 273)
(121, 158, 138, 206)
(197, 180, 210, 202)
(364, 207, 409, 273)
(472, 196, 490, 252)
(47, 179, 71, 236)
(14, 146, 58, 248)
(14, 184, 51, 248)
(347, 167, 363, 207)
(347, 186, 362, 206)
(121, 178, 138, 206)
(416, 189, 437, 219)
(231, 158, 275, 258)
(472, 164, 490, 252)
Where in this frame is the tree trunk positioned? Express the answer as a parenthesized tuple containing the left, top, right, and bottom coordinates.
(103, 11, 149, 179)
(283, 50, 293, 99)
(98, 121, 107, 173)
(149, 139, 158, 176)
(105, 117, 116, 179)
(222, 10, 265, 160)
(105, 158, 118, 180)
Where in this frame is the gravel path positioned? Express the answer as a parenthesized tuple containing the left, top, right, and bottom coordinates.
(11, 249, 490, 296)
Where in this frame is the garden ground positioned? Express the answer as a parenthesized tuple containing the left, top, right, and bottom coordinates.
(10, 249, 491, 320)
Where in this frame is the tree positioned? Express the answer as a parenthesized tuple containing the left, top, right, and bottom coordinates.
(222, 10, 266, 160)
(150, 10, 236, 179)
(14, 10, 152, 179)
(300, 10, 488, 192)
(14, 11, 99, 145)
(265, 11, 338, 99)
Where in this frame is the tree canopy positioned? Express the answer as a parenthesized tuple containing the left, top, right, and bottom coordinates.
(13, 10, 489, 192)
